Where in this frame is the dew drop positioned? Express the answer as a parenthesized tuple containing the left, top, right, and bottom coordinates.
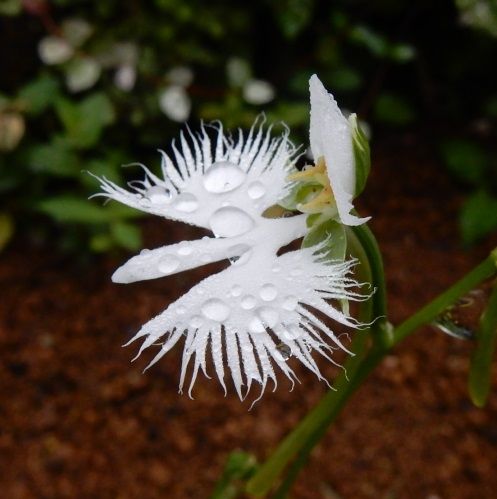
(209, 207, 254, 237)
(275, 342, 291, 361)
(140, 248, 151, 256)
(147, 185, 171, 204)
(247, 181, 266, 199)
(231, 285, 242, 297)
(158, 254, 180, 274)
(282, 295, 298, 311)
(272, 265, 281, 273)
(172, 192, 199, 212)
(190, 316, 203, 328)
(177, 242, 192, 256)
(258, 306, 279, 328)
(260, 284, 278, 301)
(241, 295, 256, 310)
(283, 325, 302, 341)
(249, 316, 265, 334)
(203, 161, 246, 193)
(201, 298, 231, 322)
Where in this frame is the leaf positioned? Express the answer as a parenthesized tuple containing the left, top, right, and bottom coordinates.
(90, 233, 114, 253)
(349, 113, 371, 196)
(211, 451, 258, 499)
(302, 218, 347, 263)
(469, 284, 497, 407)
(18, 74, 60, 115)
(374, 94, 416, 125)
(110, 221, 142, 251)
(39, 196, 114, 223)
(27, 137, 79, 177)
(0, 213, 14, 252)
(272, 0, 315, 39)
(440, 139, 488, 186)
(56, 93, 115, 149)
(350, 25, 389, 57)
(460, 191, 497, 245)
(0, 0, 21, 15)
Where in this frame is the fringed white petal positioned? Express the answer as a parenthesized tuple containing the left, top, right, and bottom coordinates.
(126, 243, 368, 401)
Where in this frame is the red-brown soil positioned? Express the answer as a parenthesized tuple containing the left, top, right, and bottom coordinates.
(1, 135, 497, 498)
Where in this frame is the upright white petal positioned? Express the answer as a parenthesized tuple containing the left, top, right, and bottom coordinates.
(309, 74, 370, 226)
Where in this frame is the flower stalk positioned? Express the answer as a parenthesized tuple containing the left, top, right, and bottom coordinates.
(246, 250, 497, 497)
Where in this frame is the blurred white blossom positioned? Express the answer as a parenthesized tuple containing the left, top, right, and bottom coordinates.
(65, 57, 101, 93)
(38, 36, 74, 65)
(61, 18, 93, 47)
(226, 57, 252, 87)
(243, 79, 276, 105)
(158, 85, 191, 122)
(114, 64, 136, 92)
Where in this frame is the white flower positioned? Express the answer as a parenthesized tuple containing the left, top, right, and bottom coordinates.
(309, 74, 370, 226)
(93, 117, 366, 402)
(158, 85, 191, 122)
(243, 79, 276, 105)
(38, 36, 74, 65)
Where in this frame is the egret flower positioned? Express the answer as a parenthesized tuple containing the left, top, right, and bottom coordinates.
(93, 77, 369, 402)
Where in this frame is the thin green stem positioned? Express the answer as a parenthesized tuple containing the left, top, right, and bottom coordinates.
(246, 253, 497, 497)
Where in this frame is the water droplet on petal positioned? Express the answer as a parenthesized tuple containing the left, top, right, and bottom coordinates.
(272, 265, 281, 273)
(247, 181, 266, 199)
(231, 285, 242, 297)
(147, 185, 171, 204)
(203, 161, 246, 193)
(241, 295, 256, 310)
(260, 284, 278, 301)
(190, 316, 202, 328)
(258, 306, 279, 328)
(209, 207, 254, 237)
(282, 295, 298, 311)
(158, 254, 180, 274)
(201, 298, 231, 322)
(177, 242, 192, 256)
(172, 192, 199, 212)
(283, 325, 302, 341)
(249, 316, 265, 334)
(275, 342, 291, 361)
(140, 248, 151, 256)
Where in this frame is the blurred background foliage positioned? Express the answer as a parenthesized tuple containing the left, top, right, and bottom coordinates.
(1, 0, 497, 254)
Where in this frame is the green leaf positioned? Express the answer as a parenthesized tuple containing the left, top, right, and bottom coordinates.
(350, 25, 389, 57)
(0, 213, 14, 252)
(469, 284, 497, 407)
(18, 74, 60, 115)
(328, 67, 361, 92)
(27, 137, 79, 177)
(90, 233, 114, 253)
(302, 218, 346, 263)
(110, 221, 142, 251)
(389, 44, 416, 63)
(39, 196, 114, 223)
(349, 113, 371, 196)
(278, 181, 322, 211)
(211, 451, 258, 499)
(440, 139, 488, 186)
(374, 93, 416, 125)
(460, 191, 497, 245)
(39, 195, 143, 224)
(272, 0, 315, 39)
(56, 92, 115, 149)
(0, 0, 21, 15)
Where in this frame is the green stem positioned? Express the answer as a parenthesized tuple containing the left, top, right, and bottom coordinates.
(246, 253, 497, 497)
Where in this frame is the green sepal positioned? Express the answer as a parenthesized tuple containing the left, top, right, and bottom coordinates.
(468, 283, 497, 407)
(279, 181, 322, 211)
(302, 218, 346, 263)
(349, 113, 370, 197)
